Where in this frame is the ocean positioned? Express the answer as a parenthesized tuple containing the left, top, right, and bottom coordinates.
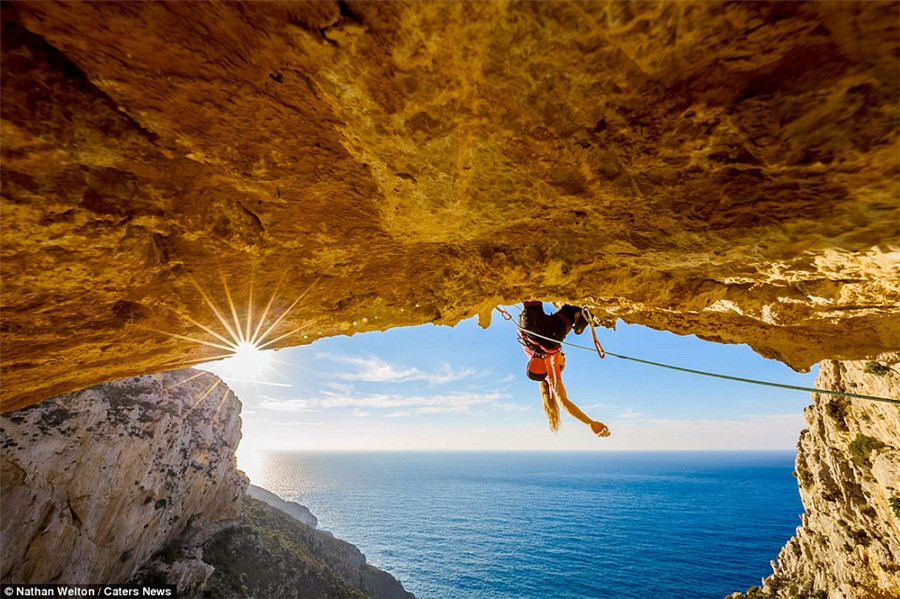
(239, 451, 802, 599)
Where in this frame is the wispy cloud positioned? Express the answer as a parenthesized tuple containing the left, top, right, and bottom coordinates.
(581, 402, 616, 411)
(618, 408, 645, 419)
(493, 402, 532, 412)
(261, 389, 509, 415)
(318, 353, 481, 384)
(607, 413, 805, 450)
(258, 395, 321, 413)
(385, 411, 411, 418)
(244, 417, 326, 427)
(324, 381, 355, 393)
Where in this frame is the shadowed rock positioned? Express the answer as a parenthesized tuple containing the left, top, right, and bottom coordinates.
(1, 1, 898, 411)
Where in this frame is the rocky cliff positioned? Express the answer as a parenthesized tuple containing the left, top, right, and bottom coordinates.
(730, 360, 900, 599)
(177, 495, 415, 599)
(0, 369, 413, 598)
(248, 483, 318, 528)
(2, 1, 898, 411)
(0, 369, 245, 584)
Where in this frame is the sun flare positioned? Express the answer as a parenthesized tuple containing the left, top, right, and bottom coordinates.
(149, 274, 320, 407)
(223, 341, 274, 379)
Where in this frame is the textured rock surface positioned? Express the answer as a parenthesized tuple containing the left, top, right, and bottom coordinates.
(2, 1, 899, 411)
(248, 483, 318, 528)
(170, 495, 415, 599)
(1, 370, 414, 597)
(729, 360, 900, 598)
(0, 369, 246, 584)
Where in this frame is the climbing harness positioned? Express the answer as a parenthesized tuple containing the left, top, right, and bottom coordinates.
(517, 327, 564, 395)
(496, 306, 900, 405)
(510, 308, 570, 401)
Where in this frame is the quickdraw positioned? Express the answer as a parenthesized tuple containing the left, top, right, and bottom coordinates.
(582, 306, 605, 359)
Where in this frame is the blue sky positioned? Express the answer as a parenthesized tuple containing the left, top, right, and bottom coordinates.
(200, 303, 818, 452)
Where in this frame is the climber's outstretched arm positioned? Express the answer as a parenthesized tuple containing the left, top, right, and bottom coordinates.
(556, 380, 610, 437)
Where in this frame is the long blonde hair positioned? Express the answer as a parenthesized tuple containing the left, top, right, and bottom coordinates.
(540, 380, 560, 432)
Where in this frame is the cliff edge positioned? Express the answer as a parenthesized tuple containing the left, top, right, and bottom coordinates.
(0, 369, 413, 598)
(730, 360, 899, 599)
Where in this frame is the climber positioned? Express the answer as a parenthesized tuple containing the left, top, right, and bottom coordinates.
(518, 301, 611, 438)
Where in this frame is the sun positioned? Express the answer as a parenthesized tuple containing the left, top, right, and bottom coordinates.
(148, 273, 320, 409)
(224, 341, 274, 379)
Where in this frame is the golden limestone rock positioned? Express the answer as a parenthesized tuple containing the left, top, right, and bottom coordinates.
(0, 370, 246, 585)
(0, 370, 414, 597)
(1, 3, 898, 408)
(729, 360, 900, 598)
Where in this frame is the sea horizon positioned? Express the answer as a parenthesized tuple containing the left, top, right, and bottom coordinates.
(239, 448, 801, 456)
(240, 449, 803, 599)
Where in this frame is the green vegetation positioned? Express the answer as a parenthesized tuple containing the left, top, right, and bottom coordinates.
(864, 362, 891, 376)
(197, 497, 368, 599)
(890, 497, 900, 520)
(794, 461, 814, 488)
(848, 433, 885, 467)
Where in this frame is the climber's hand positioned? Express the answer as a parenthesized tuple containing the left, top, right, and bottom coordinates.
(590, 421, 610, 437)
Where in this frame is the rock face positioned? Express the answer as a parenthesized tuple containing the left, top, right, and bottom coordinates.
(0, 369, 246, 584)
(2, 1, 899, 411)
(183, 495, 415, 599)
(730, 360, 900, 599)
(248, 483, 318, 528)
(1, 369, 414, 598)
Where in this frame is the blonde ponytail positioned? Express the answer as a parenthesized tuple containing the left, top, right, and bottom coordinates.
(540, 379, 560, 432)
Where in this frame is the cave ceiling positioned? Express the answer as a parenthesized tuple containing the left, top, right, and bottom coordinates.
(1, 1, 898, 411)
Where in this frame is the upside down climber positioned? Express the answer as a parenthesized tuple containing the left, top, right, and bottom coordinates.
(518, 301, 610, 438)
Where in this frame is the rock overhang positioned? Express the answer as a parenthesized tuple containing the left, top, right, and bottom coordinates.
(1, 0, 898, 411)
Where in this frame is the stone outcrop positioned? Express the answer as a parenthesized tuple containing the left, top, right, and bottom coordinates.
(2, 1, 899, 411)
(0, 368, 246, 585)
(248, 483, 318, 528)
(729, 360, 900, 599)
(0, 369, 414, 598)
(179, 495, 415, 599)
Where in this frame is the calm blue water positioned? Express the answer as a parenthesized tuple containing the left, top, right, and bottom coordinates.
(240, 451, 802, 599)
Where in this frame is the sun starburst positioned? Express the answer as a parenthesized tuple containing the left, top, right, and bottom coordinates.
(147, 272, 320, 413)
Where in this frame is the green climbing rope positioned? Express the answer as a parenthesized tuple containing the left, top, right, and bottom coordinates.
(498, 308, 899, 405)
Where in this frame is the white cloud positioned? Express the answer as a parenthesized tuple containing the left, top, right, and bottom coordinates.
(493, 402, 532, 412)
(258, 396, 321, 413)
(581, 402, 616, 411)
(384, 411, 411, 418)
(239, 411, 807, 452)
(318, 353, 480, 384)
(244, 417, 325, 428)
(324, 381, 355, 393)
(415, 405, 471, 414)
(618, 408, 645, 419)
(604, 412, 805, 450)
(260, 389, 509, 415)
